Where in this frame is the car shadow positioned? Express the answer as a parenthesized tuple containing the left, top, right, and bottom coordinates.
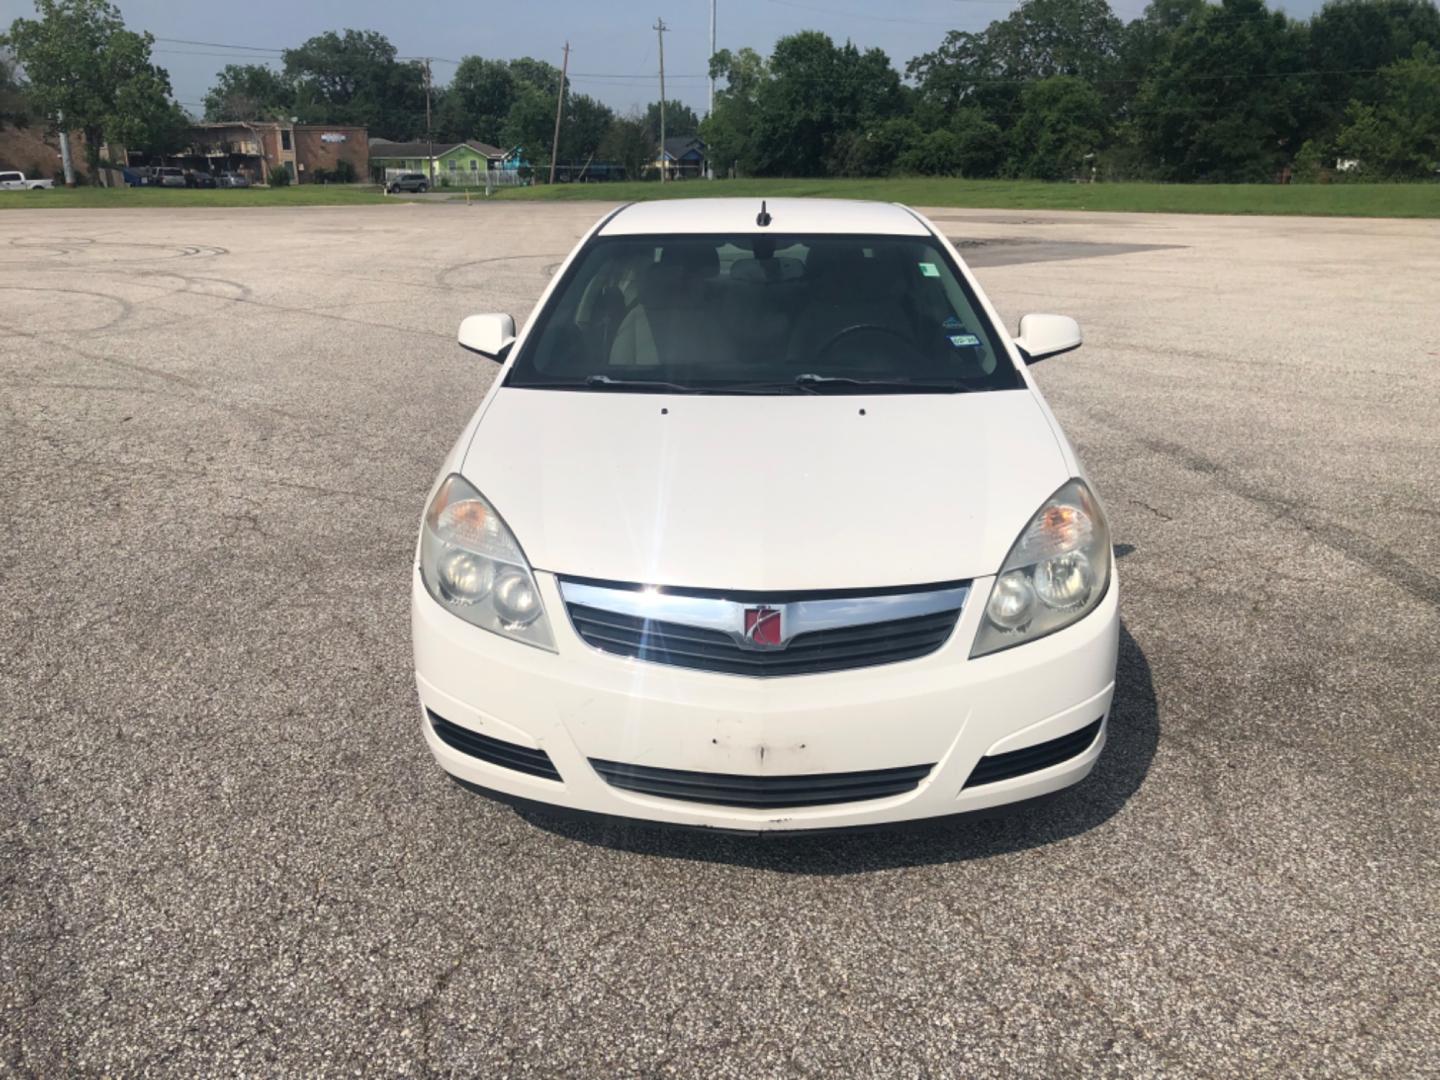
(513, 623, 1158, 873)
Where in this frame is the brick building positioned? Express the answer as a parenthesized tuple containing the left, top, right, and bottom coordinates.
(0, 123, 126, 185)
(182, 122, 369, 184)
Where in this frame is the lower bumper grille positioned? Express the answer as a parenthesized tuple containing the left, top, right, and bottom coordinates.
(428, 710, 561, 781)
(964, 718, 1103, 788)
(588, 758, 934, 809)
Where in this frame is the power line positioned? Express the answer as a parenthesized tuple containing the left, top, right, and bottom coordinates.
(765, 0, 1010, 23)
(570, 71, 708, 80)
(154, 49, 285, 62)
(154, 36, 284, 53)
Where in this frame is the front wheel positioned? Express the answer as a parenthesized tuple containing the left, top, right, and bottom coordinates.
(417, 184, 428, 193)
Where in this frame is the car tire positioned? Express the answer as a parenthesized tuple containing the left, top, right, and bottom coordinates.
(418, 184, 427, 193)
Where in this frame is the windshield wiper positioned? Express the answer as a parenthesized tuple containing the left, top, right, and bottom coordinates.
(792, 373, 973, 393)
(582, 374, 701, 392)
(570, 377, 817, 400)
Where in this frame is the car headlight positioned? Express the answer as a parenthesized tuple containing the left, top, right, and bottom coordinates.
(419, 474, 555, 650)
(970, 478, 1111, 658)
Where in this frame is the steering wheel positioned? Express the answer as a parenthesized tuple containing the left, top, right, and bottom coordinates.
(813, 323, 914, 362)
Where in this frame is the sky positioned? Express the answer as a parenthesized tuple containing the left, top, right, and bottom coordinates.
(2, 0, 1331, 120)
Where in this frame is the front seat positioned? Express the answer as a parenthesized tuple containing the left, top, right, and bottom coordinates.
(609, 243, 724, 369)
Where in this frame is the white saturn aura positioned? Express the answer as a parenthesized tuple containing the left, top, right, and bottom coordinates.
(412, 198, 1118, 833)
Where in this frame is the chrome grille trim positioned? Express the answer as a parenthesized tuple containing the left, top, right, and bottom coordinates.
(558, 578, 968, 676)
(557, 580, 969, 645)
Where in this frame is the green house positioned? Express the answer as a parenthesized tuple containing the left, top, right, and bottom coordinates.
(369, 139, 523, 185)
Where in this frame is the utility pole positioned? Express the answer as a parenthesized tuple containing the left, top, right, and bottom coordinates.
(56, 109, 76, 188)
(654, 18, 668, 183)
(424, 59, 435, 187)
(549, 41, 570, 185)
(708, 0, 717, 179)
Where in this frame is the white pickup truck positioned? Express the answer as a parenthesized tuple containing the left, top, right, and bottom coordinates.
(0, 170, 55, 191)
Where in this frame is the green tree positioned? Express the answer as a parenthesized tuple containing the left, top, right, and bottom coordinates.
(1131, 0, 1314, 180)
(1118, 0, 1207, 88)
(1, 50, 28, 125)
(282, 30, 426, 139)
(496, 57, 567, 167)
(501, 83, 556, 169)
(828, 116, 922, 176)
(507, 57, 565, 97)
(599, 112, 656, 179)
(435, 57, 515, 144)
(701, 47, 768, 175)
(3, 0, 179, 172)
(947, 108, 1006, 176)
(561, 93, 614, 161)
(644, 99, 700, 142)
(1007, 75, 1107, 178)
(900, 130, 969, 175)
(907, 31, 999, 126)
(1335, 42, 1440, 176)
(742, 31, 903, 176)
(1309, 0, 1440, 137)
(986, 0, 1125, 83)
(203, 63, 293, 121)
(906, 0, 1122, 141)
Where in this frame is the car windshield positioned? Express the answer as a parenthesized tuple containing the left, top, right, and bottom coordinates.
(504, 233, 1022, 394)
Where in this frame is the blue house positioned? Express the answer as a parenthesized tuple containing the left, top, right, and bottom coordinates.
(655, 136, 707, 180)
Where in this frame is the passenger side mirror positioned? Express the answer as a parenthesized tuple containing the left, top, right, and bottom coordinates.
(1014, 314, 1082, 364)
(458, 313, 516, 362)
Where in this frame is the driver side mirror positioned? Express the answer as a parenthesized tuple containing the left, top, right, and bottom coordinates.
(1014, 314, 1082, 364)
(458, 313, 516, 362)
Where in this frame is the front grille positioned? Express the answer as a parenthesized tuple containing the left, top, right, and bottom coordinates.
(589, 758, 934, 808)
(963, 718, 1103, 788)
(428, 709, 561, 781)
(566, 605, 960, 677)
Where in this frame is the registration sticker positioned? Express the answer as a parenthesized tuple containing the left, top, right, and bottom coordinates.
(949, 333, 981, 347)
(918, 262, 941, 277)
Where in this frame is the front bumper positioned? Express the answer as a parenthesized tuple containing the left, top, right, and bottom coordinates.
(412, 568, 1119, 831)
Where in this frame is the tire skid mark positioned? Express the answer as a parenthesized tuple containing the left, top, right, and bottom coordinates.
(0, 321, 304, 430)
(124, 269, 254, 302)
(0, 236, 228, 266)
(435, 251, 566, 288)
(0, 284, 136, 333)
(1085, 407, 1440, 607)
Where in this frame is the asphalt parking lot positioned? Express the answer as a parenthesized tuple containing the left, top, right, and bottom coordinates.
(2, 200, 1437, 1076)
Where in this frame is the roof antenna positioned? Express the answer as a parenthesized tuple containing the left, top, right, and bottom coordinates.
(756, 200, 772, 227)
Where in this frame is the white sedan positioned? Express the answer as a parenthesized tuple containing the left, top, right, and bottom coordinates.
(412, 198, 1118, 832)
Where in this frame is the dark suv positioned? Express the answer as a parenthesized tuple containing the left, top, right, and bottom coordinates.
(387, 172, 429, 193)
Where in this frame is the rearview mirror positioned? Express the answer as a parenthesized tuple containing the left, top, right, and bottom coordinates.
(458, 313, 516, 361)
(1014, 314, 1082, 364)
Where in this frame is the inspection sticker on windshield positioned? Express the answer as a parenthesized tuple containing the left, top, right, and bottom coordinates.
(949, 333, 981, 347)
(918, 262, 941, 277)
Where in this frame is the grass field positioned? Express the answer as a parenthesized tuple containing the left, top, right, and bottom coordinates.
(0, 185, 392, 209)
(7, 176, 1436, 217)
(493, 177, 1440, 218)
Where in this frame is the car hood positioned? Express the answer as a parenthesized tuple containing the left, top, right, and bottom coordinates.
(462, 387, 1069, 591)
